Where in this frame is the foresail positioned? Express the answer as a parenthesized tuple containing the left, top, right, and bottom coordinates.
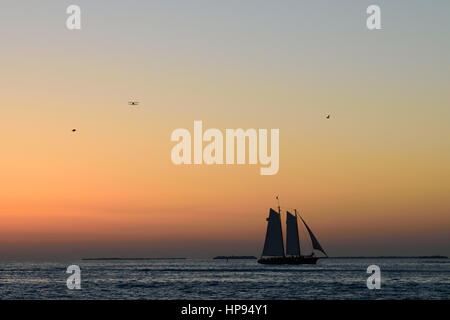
(262, 209, 284, 256)
(286, 211, 301, 256)
(300, 216, 327, 256)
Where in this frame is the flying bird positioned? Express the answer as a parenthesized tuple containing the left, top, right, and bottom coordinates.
(128, 101, 139, 106)
(326, 114, 330, 119)
(72, 129, 77, 132)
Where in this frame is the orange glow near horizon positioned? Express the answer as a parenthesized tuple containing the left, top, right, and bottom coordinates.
(1, 2, 450, 259)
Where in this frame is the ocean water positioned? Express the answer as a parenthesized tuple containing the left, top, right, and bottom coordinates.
(0, 258, 449, 299)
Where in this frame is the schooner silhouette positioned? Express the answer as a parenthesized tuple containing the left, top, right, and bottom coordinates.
(258, 205, 328, 265)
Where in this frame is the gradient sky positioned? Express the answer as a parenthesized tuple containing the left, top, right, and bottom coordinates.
(1, 1, 449, 259)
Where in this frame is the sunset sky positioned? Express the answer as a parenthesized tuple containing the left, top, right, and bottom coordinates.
(1, 1, 449, 259)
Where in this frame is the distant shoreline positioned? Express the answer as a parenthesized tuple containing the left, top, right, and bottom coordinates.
(82, 258, 186, 261)
(213, 256, 257, 260)
(329, 256, 448, 259)
(80, 255, 447, 261)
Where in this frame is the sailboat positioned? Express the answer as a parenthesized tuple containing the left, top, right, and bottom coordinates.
(258, 207, 328, 265)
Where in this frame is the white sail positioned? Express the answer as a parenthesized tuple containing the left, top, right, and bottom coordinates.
(261, 208, 284, 257)
(286, 211, 301, 256)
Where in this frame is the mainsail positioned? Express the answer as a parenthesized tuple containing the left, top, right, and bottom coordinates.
(300, 216, 328, 256)
(262, 208, 285, 257)
(286, 211, 301, 256)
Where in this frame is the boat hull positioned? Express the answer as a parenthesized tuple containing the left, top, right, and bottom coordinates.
(257, 256, 320, 265)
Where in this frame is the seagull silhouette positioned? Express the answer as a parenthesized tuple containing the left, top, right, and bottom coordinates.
(326, 114, 330, 119)
(72, 129, 77, 132)
(128, 101, 139, 106)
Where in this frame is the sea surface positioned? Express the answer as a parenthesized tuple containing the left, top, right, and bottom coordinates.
(0, 258, 449, 299)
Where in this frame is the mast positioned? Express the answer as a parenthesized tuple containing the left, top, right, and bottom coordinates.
(275, 195, 285, 257)
(295, 209, 301, 256)
(279, 205, 285, 257)
(276, 195, 280, 214)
